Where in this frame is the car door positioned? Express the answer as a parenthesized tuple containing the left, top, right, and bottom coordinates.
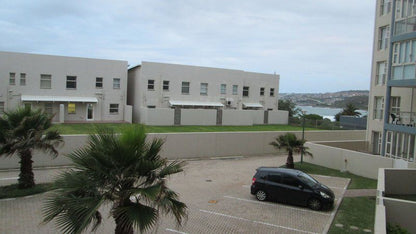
(281, 174, 313, 206)
(265, 173, 285, 202)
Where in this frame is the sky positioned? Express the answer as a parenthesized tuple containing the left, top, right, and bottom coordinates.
(0, 0, 376, 93)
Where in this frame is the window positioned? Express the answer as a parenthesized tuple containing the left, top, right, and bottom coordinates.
(243, 86, 249, 97)
(220, 84, 226, 94)
(391, 96, 401, 114)
(392, 40, 416, 80)
(9, 73, 15, 85)
(40, 74, 51, 89)
(270, 88, 275, 96)
(96, 77, 103, 88)
(110, 104, 119, 114)
(376, 61, 387, 85)
(380, 0, 392, 15)
(68, 103, 76, 114)
(44, 103, 53, 115)
(374, 97, 384, 120)
(66, 76, 77, 89)
(113, 78, 120, 89)
(0, 102, 4, 114)
(163, 80, 169, 91)
(395, 0, 416, 19)
(182, 81, 190, 94)
(268, 173, 281, 183)
(232, 85, 238, 95)
(20, 73, 26, 86)
(378, 26, 390, 50)
(260, 87, 265, 96)
(200, 83, 208, 95)
(282, 175, 300, 187)
(148, 80, 155, 90)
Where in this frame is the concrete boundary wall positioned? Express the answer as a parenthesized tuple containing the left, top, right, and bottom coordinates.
(304, 142, 393, 179)
(0, 130, 365, 170)
(181, 109, 217, 125)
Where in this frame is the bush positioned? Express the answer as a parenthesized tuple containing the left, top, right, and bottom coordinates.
(387, 223, 410, 234)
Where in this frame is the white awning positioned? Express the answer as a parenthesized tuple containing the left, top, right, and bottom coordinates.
(243, 103, 263, 108)
(169, 100, 224, 107)
(21, 95, 98, 103)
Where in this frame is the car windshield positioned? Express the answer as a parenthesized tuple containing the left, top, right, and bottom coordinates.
(297, 173, 319, 188)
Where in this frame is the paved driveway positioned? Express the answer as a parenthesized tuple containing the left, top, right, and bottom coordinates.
(0, 155, 349, 234)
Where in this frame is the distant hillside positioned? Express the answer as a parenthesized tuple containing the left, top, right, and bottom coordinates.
(280, 90, 369, 109)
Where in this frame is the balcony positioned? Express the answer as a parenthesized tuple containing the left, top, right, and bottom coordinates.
(389, 65, 416, 87)
(389, 111, 415, 126)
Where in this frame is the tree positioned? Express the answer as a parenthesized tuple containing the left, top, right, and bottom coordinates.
(278, 99, 300, 117)
(303, 114, 323, 121)
(270, 133, 312, 169)
(335, 103, 361, 121)
(0, 106, 63, 189)
(43, 126, 188, 234)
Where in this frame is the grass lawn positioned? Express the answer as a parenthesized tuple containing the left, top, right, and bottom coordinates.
(0, 183, 54, 199)
(292, 162, 377, 189)
(328, 197, 376, 234)
(51, 123, 318, 135)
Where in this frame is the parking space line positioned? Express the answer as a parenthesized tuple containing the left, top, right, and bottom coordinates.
(166, 228, 188, 234)
(242, 185, 250, 188)
(224, 195, 331, 216)
(200, 209, 319, 234)
(0, 177, 18, 181)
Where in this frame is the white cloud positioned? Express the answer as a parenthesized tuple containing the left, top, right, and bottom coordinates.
(0, 0, 376, 92)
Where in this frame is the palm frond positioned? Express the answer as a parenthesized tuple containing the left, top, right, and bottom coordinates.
(112, 202, 159, 233)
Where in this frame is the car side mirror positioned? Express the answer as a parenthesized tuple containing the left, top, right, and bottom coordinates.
(298, 185, 303, 190)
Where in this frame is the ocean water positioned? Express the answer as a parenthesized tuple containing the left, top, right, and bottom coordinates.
(297, 106, 368, 121)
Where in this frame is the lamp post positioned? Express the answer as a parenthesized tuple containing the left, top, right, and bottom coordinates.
(301, 110, 306, 164)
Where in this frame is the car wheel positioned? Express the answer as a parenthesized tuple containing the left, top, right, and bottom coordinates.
(256, 190, 267, 201)
(308, 198, 322, 210)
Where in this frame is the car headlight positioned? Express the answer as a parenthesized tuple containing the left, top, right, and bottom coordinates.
(320, 191, 330, 199)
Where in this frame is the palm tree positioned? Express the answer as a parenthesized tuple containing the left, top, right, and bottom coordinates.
(43, 126, 188, 234)
(0, 106, 63, 189)
(335, 103, 361, 121)
(270, 133, 312, 169)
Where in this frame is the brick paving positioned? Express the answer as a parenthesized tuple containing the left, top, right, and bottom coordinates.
(0, 155, 350, 234)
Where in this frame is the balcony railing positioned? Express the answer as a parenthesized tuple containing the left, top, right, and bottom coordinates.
(394, 16, 416, 36)
(389, 111, 416, 127)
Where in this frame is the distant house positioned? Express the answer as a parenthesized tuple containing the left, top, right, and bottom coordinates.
(0, 51, 131, 123)
(127, 61, 288, 125)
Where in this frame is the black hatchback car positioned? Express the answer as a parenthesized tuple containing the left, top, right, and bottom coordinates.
(250, 167, 334, 210)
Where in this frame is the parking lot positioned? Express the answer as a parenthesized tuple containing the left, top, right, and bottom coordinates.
(0, 155, 350, 234)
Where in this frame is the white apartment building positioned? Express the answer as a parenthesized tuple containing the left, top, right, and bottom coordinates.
(128, 62, 288, 125)
(0, 51, 131, 123)
(368, 0, 416, 161)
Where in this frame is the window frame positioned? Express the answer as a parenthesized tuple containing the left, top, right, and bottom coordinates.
(270, 88, 275, 97)
(200, 83, 208, 95)
(113, 78, 121, 89)
(243, 86, 249, 97)
(9, 72, 15, 85)
(40, 74, 52, 89)
(260, 87, 265, 96)
(96, 77, 103, 89)
(109, 103, 119, 114)
(220, 84, 226, 94)
(66, 76, 77, 89)
(232, 85, 238, 95)
(182, 81, 190, 94)
(148, 79, 155, 90)
(163, 80, 170, 91)
(20, 73, 26, 86)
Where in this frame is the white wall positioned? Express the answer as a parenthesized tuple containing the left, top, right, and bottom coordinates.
(222, 110, 255, 125)
(269, 110, 289, 124)
(181, 109, 217, 125)
(0, 130, 365, 169)
(305, 142, 394, 179)
(139, 108, 174, 125)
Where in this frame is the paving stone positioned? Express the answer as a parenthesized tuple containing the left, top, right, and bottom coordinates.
(363, 228, 372, 233)
(350, 225, 360, 230)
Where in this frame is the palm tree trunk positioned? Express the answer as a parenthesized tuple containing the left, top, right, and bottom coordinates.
(114, 199, 134, 234)
(286, 150, 294, 169)
(18, 149, 35, 189)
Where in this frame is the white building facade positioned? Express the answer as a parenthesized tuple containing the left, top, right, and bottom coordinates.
(367, 0, 416, 162)
(128, 61, 288, 125)
(0, 51, 132, 123)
